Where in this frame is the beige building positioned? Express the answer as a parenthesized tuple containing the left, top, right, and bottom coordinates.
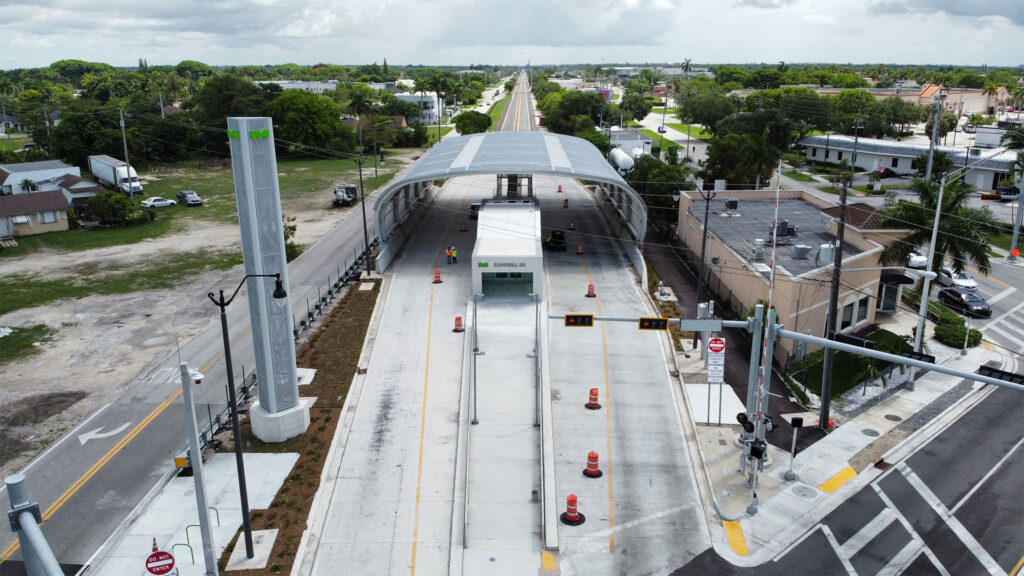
(0, 190, 69, 237)
(676, 189, 917, 364)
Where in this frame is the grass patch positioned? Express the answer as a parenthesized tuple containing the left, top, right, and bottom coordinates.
(0, 325, 54, 364)
(790, 329, 911, 398)
(0, 249, 242, 314)
(819, 186, 842, 195)
(487, 95, 510, 129)
(785, 171, 818, 183)
(665, 123, 712, 141)
(218, 279, 381, 575)
(988, 231, 1019, 252)
(426, 126, 454, 145)
(0, 216, 176, 258)
(640, 129, 673, 146)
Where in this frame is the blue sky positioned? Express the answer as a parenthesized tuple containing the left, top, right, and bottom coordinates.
(1, 0, 1021, 69)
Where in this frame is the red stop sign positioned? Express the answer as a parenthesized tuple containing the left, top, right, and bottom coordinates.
(708, 337, 726, 354)
(146, 551, 175, 575)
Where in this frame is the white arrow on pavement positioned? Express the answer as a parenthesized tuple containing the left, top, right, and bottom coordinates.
(78, 422, 131, 445)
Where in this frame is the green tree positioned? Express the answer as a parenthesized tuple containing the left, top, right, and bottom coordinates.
(619, 91, 653, 122)
(924, 108, 958, 143)
(267, 90, 354, 152)
(678, 91, 734, 133)
(453, 110, 492, 135)
(877, 178, 1002, 302)
(914, 150, 954, 179)
(86, 190, 130, 225)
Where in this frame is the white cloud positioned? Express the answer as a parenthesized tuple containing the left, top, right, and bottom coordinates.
(0, 0, 1021, 69)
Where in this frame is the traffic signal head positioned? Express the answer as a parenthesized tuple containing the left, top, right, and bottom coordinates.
(565, 314, 595, 327)
(638, 317, 669, 331)
(736, 412, 754, 434)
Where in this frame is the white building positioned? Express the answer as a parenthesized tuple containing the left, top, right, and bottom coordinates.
(395, 92, 445, 123)
(255, 80, 339, 94)
(471, 201, 543, 299)
(0, 160, 80, 195)
(799, 135, 1017, 191)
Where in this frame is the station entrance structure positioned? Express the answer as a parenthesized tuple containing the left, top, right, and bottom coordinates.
(472, 199, 543, 299)
(372, 132, 649, 286)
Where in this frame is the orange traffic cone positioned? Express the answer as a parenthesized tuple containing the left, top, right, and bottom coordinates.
(152, 537, 158, 552)
(453, 316, 465, 333)
(586, 283, 596, 298)
(585, 388, 601, 410)
(563, 198, 569, 208)
(569, 219, 575, 231)
(433, 269, 442, 284)
(460, 221, 467, 232)
(561, 494, 585, 525)
(577, 243, 584, 255)
(583, 451, 603, 478)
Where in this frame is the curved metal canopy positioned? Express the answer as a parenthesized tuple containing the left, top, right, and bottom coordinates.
(373, 131, 647, 272)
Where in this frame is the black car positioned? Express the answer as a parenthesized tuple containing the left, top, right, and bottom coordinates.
(543, 229, 567, 251)
(937, 287, 992, 318)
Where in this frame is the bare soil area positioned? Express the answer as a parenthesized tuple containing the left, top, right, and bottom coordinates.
(0, 149, 420, 477)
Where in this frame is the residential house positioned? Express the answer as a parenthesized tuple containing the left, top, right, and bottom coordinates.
(0, 190, 69, 237)
(395, 92, 445, 123)
(0, 160, 81, 195)
(1, 112, 25, 134)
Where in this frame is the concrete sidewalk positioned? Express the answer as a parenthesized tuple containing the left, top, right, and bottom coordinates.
(677, 311, 1010, 565)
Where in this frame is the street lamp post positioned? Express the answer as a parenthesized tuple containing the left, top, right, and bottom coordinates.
(207, 273, 287, 560)
(355, 156, 372, 275)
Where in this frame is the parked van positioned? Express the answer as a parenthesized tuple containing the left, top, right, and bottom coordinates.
(468, 203, 481, 219)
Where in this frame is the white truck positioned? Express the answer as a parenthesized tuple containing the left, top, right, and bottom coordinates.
(88, 155, 143, 195)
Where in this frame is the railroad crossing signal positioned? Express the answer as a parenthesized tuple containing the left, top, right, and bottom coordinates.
(638, 317, 669, 331)
(565, 314, 595, 327)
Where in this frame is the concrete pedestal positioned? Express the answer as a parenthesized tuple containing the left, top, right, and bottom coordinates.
(250, 398, 311, 442)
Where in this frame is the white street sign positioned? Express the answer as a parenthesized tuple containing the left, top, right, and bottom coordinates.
(707, 354, 725, 366)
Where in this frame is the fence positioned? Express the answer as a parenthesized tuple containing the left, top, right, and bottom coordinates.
(292, 238, 379, 341)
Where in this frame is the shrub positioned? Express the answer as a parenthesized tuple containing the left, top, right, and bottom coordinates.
(934, 322, 982, 348)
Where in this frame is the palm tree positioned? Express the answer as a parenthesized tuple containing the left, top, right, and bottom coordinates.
(1001, 125, 1024, 152)
(877, 178, 1002, 300)
(19, 178, 35, 193)
(682, 59, 692, 80)
(426, 71, 457, 143)
(853, 358, 888, 396)
(347, 91, 374, 150)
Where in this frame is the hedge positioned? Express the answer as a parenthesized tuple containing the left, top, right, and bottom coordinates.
(934, 323, 982, 348)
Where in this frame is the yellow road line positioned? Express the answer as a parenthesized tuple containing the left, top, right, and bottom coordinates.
(0, 328, 246, 564)
(965, 264, 1012, 288)
(409, 290, 434, 575)
(580, 255, 615, 553)
(818, 465, 856, 494)
(723, 520, 749, 555)
(1008, 551, 1024, 576)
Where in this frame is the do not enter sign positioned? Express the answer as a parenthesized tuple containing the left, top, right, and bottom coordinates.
(146, 551, 175, 575)
(708, 337, 726, 354)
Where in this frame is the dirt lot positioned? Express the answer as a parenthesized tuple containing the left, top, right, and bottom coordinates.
(0, 151, 419, 477)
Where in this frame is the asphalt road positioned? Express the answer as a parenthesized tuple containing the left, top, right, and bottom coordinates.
(496, 71, 534, 132)
(0, 193, 380, 573)
(673, 383, 1024, 575)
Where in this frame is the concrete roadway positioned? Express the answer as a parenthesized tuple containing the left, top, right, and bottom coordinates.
(0, 191, 381, 572)
(673, 382, 1024, 575)
(496, 71, 535, 132)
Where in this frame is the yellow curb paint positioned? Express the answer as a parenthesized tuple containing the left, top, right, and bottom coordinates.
(819, 465, 856, 493)
(723, 521, 749, 556)
(981, 340, 997, 352)
(1008, 552, 1024, 576)
(541, 550, 559, 571)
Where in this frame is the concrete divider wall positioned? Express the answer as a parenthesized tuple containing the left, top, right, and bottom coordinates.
(375, 184, 435, 273)
(539, 299, 559, 551)
(447, 298, 475, 576)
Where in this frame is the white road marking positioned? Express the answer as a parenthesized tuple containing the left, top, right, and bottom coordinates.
(571, 503, 693, 542)
(77, 422, 132, 445)
(819, 524, 858, 575)
(984, 324, 1024, 351)
(877, 541, 926, 576)
(838, 507, 896, 558)
(950, 434, 1024, 515)
(985, 286, 1016, 305)
(896, 463, 1003, 575)
(873, 484, 952, 576)
(981, 299, 1024, 330)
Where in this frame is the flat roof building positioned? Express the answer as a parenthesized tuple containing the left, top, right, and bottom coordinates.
(471, 200, 543, 299)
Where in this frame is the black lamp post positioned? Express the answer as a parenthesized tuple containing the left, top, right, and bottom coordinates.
(355, 156, 372, 275)
(207, 273, 287, 559)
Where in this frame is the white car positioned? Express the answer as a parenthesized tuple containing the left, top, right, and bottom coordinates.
(907, 250, 928, 269)
(937, 266, 978, 291)
(140, 197, 176, 208)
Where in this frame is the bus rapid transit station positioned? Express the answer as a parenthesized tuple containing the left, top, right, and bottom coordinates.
(292, 129, 718, 575)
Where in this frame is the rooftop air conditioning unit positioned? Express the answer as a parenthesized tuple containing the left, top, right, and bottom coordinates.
(793, 245, 812, 260)
(818, 242, 835, 265)
(725, 197, 739, 210)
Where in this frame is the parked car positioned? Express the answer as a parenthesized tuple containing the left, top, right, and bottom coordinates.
(140, 197, 176, 208)
(963, 124, 976, 134)
(938, 287, 991, 318)
(543, 229, 567, 251)
(873, 167, 896, 179)
(176, 190, 202, 206)
(332, 185, 357, 207)
(468, 203, 481, 220)
(657, 125, 667, 134)
(907, 250, 928, 269)
(937, 266, 978, 290)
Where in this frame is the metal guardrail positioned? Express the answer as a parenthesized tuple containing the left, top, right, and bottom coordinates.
(176, 370, 257, 468)
(292, 238, 379, 341)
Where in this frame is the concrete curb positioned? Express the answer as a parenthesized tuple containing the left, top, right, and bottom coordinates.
(446, 298, 474, 576)
(539, 299, 559, 551)
(291, 274, 392, 576)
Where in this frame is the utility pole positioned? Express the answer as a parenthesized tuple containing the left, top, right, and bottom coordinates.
(119, 106, 135, 206)
(819, 177, 849, 429)
(850, 91, 862, 187)
(924, 88, 947, 183)
(356, 156, 371, 275)
(1009, 163, 1024, 262)
(159, 93, 165, 118)
(42, 104, 52, 156)
(1, 96, 11, 151)
(694, 187, 716, 328)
